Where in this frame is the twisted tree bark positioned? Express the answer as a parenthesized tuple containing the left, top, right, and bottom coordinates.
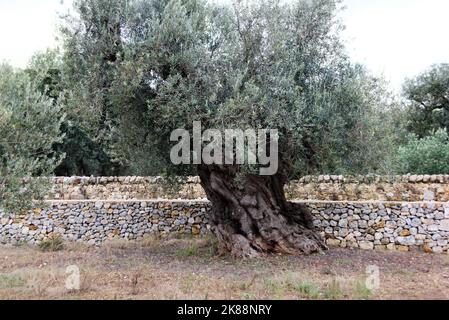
(198, 164, 327, 258)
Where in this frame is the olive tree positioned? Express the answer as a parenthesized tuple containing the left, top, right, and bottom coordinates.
(0, 64, 64, 213)
(403, 63, 449, 137)
(61, 0, 395, 257)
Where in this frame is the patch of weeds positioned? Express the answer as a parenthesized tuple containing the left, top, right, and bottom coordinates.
(141, 234, 162, 249)
(335, 259, 353, 266)
(202, 236, 220, 257)
(0, 274, 26, 289)
(241, 291, 257, 300)
(75, 271, 96, 294)
(13, 240, 28, 248)
(321, 266, 336, 276)
(292, 281, 321, 299)
(180, 274, 197, 295)
(176, 244, 199, 257)
(38, 235, 64, 252)
(442, 257, 449, 267)
(263, 278, 285, 299)
(179, 233, 196, 240)
(263, 278, 275, 292)
(65, 242, 90, 252)
(130, 272, 141, 296)
(235, 257, 271, 269)
(105, 238, 137, 251)
(393, 269, 415, 278)
(322, 279, 343, 300)
(26, 275, 48, 297)
(239, 274, 258, 290)
(352, 280, 372, 300)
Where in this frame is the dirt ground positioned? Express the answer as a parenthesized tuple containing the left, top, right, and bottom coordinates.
(0, 235, 448, 300)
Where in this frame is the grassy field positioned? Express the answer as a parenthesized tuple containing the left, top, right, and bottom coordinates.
(0, 235, 448, 300)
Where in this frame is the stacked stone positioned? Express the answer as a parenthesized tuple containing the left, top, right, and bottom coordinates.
(47, 176, 205, 201)
(298, 175, 449, 183)
(0, 201, 211, 246)
(1, 200, 449, 254)
(288, 175, 449, 202)
(38, 175, 449, 202)
(310, 202, 449, 253)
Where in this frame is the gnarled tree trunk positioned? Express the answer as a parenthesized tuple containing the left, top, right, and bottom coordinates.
(198, 164, 327, 258)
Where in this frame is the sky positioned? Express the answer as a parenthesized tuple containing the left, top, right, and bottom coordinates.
(0, 0, 71, 67)
(340, 0, 449, 92)
(0, 0, 448, 93)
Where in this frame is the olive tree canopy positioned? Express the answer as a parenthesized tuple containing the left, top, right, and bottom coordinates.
(61, 0, 395, 257)
(0, 64, 64, 213)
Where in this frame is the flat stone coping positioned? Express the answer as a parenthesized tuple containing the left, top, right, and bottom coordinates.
(40, 199, 449, 205)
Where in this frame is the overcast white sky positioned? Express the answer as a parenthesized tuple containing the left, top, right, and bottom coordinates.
(1, 0, 448, 93)
(341, 0, 449, 92)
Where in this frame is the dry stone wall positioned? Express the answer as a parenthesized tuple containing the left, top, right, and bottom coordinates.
(0, 201, 211, 246)
(1, 176, 449, 254)
(1, 200, 449, 254)
(47, 176, 206, 200)
(287, 175, 449, 202)
(47, 175, 449, 202)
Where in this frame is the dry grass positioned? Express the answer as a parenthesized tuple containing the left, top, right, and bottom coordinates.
(0, 235, 448, 300)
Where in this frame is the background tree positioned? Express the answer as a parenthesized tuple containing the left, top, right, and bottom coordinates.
(26, 50, 125, 176)
(403, 63, 449, 137)
(0, 64, 64, 213)
(59, 0, 128, 174)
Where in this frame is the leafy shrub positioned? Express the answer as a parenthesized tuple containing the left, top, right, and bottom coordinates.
(397, 129, 449, 174)
(38, 234, 64, 252)
(176, 244, 199, 257)
(0, 274, 26, 289)
(293, 281, 321, 299)
(352, 280, 372, 299)
(0, 63, 64, 213)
